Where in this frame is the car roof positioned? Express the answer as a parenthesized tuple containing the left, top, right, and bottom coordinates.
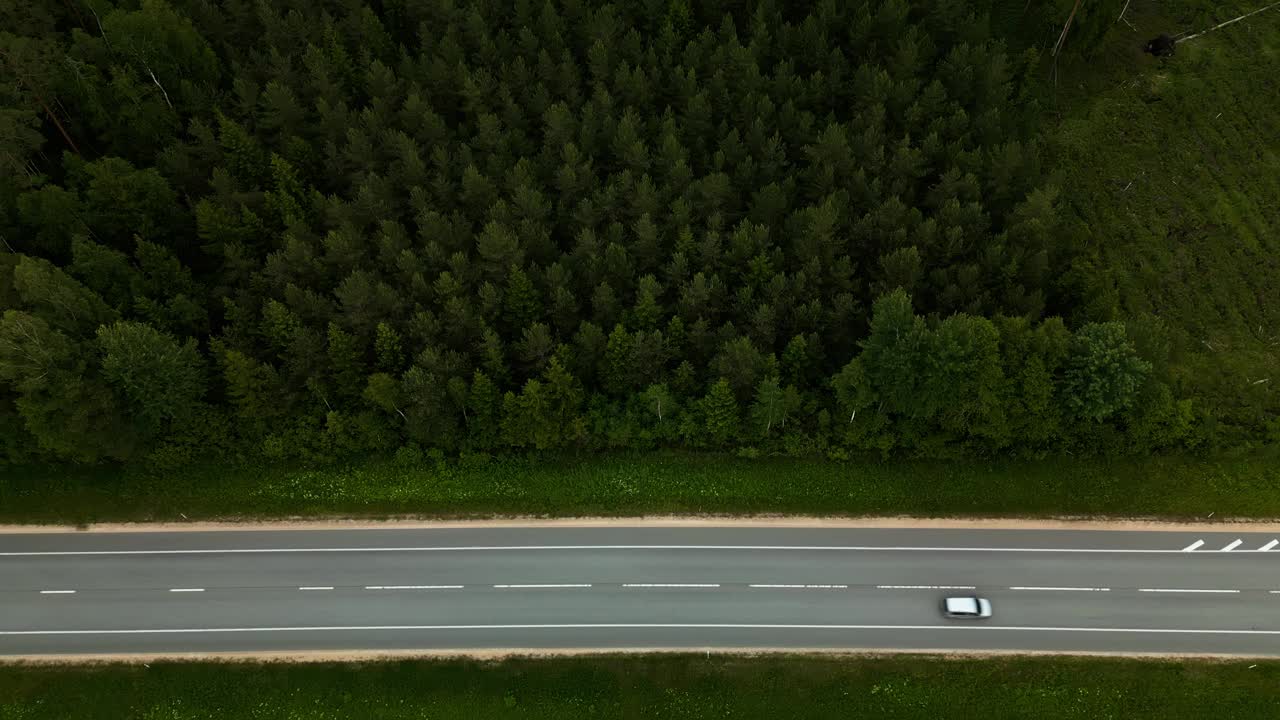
(945, 597, 980, 613)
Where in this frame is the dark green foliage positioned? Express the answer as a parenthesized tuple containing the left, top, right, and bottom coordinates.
(0, 310, 134, 462)
(700, 379, 740, 446)
(501, 357, 587, 451)
(96, 321, 205, 436)
(1062, 322, 1151, 422)
(0, 0, 1263, 472)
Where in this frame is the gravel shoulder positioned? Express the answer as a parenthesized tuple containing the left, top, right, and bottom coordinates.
(4, 647, 1277, 664)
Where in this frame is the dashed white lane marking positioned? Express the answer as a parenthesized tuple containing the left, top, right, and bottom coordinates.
(1181, 540, 1205, 552)
(1269, 591, 1280, 594)
(749, 584, 848, 589)
(1261, 540, 1279, 552)
(299, 586, 334, 591)
(623, 584, 720, 588)
(39, 590, 76, 595)
(364, 585, 463, 590)
(876, 585, 975, 590)
(1138, 588, 1240, 594)
(6, 624, 1280, 637)
(1222, 539, 1244, 552)
(168, 588, 204, 593)
(493, 584, 591, 589)
(1010, 586, 1110, 592)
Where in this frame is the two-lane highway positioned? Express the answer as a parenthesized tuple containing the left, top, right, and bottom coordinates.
(2, 525, 1279, 656)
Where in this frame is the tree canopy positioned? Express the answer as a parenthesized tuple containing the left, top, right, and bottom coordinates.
(0, 0, 1210, 469)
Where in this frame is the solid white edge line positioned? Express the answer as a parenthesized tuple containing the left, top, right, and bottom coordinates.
(168, 588, 204, 593)
(1260, 540, 1279, 552)
(4, 623, 1280, 636)
(1221, 539, 1244, 552)
(298, 586, 334, 591)
(622, 584, 720, 588)
(1138, 588, 1240, 594)
(8, 544, 1273, 556)
(493, 584, 591, 589)
(876, 585, 976, 590)
(1009, 587, 1110, 592)
(38, 590, 76, 595)
(1181, 540, 1205, 552)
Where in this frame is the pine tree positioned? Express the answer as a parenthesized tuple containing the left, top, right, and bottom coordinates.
(603, 323, 634, 396)
(467, 370, 501, 450)
(326, 323, 366, 403)
(517, 322, 555, 374)
(374, 322, 404, 372)
(701, 378, 739, 445)
(214, 340, 284, 431)
(503, 265, 542, 330)
(478, 326, 508, 387)
(632, 274, 664, 330)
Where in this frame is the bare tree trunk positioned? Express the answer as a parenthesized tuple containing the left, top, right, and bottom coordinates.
(1052, 0, 1084, 56)
(146, 65, 173, 109)
(1177, 1, 1280, 44)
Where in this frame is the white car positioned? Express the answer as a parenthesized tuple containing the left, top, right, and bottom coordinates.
(942, 596, 992, 618)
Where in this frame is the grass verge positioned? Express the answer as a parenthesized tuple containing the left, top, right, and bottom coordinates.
(2, 448, 1278, 524)
(0, 655, 1276, 719)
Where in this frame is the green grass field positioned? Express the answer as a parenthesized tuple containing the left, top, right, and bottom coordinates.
(0, 655, 1276, 719)
(1049, 0, 1280, 446)
(2, 448, 1278, 523)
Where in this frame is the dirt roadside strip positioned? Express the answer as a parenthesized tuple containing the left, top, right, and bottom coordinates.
(3, 647, 1278, 665)
(4, 515, 1280, 533)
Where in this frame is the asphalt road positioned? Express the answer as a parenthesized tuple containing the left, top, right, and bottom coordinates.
(2, 526, 1279, 656)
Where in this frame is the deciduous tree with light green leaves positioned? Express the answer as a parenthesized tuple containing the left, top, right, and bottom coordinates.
(857, 288, 931, 417)
(1062, 322, 1151, 423)
(96, 320, 205, 436)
